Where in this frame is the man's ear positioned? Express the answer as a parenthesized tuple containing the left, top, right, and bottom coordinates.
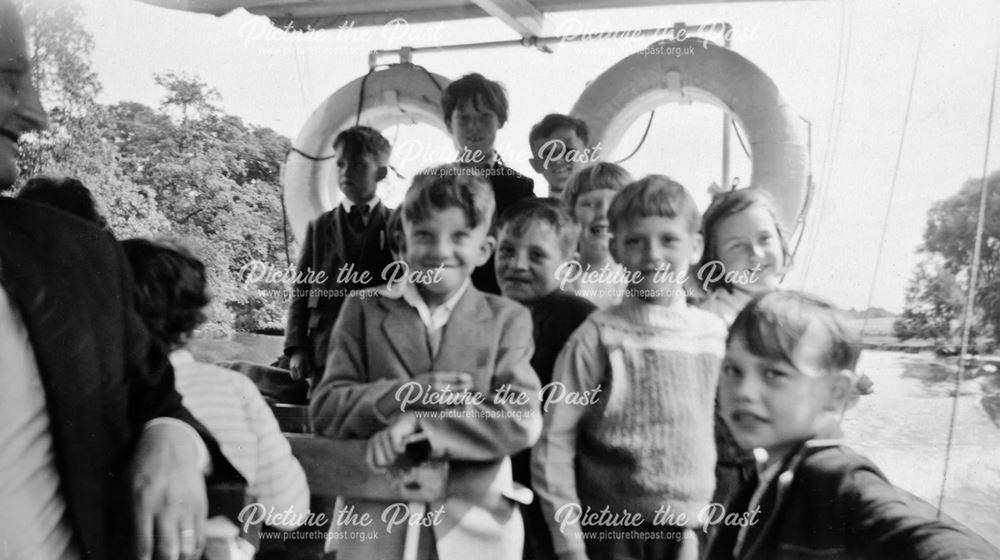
(478, 234, 497, 266)
(376, 165, 388, 182)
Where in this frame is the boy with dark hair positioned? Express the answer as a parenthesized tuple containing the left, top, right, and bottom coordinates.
(561, 162, 634, 308)
(706, 290, 998, 560)
(441, 73, 535, 294)
(534, 176, 727, 560)
(528, 114, 590, 199)
(495, 197, 596, 560)
(311, 164, 542, 560)
(284, 125, 396, 385)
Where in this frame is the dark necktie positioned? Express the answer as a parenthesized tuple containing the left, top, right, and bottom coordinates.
(348, 204, 370, 232)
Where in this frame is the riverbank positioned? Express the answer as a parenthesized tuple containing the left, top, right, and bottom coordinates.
(842, 351, 1000, 546)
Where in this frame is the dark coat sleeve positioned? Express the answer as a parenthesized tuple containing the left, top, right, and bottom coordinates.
(284, 218, 317, 355)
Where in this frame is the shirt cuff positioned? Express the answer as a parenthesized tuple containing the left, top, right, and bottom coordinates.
(144, 417, 211, 475)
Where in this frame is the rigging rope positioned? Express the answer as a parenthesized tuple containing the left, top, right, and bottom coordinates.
(936, 32, 1000, 516)
(731, 119, 751, 160)
(613, 110, 656, 164)
(799, 0, 853, 283)
(858, 26, 924, 341)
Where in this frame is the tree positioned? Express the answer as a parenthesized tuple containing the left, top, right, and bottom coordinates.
(106, 75, 292, 333)
(14, 3, 291, 334)
(893, 259, 964, 341)
(896, 172, 1000, 344)
(13, 0, 169, 237)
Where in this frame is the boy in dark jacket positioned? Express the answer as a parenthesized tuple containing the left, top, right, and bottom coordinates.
(706, 291, 998, 560)
(284, 125, 395, 385)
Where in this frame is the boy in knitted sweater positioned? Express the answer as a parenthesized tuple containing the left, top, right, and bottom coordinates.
(532, 176, 727, 560)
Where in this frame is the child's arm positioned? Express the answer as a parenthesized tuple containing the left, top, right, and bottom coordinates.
(241, 376, 310, 529)
(532, 319, 606, 560)
(284, 219, 316, 380)
(844, 468, 999, 559)
(310, 296, 404, 439)
(417, 305, 543, 461)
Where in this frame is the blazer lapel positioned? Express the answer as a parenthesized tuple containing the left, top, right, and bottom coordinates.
(327, 206, 348, 263)
(433, 289, 492, 387)
(379, 294, 432, 378)
(359, 202, 389, 268)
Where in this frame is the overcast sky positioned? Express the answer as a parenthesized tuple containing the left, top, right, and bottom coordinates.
(77, 0, 1000, 313)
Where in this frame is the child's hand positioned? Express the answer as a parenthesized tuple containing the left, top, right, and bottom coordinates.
(365, 413, 421, 471)
(288, 350, 312, 382)
(677, 529, 698, 560)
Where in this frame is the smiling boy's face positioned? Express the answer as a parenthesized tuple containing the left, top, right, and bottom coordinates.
(530, 127, 586, 198)
(403, 206, 494, 307)
(574, 188, 617, 260)
(719, 328, 847, 461)
(495, 220, 568, 305)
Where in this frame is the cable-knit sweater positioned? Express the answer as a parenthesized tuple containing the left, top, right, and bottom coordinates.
(532, 299, 727, 559)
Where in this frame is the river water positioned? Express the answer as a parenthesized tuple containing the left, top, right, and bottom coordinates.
(842, 350, 1000, 546)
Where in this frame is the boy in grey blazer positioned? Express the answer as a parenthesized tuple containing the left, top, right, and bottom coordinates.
(311, 164, 542, 560)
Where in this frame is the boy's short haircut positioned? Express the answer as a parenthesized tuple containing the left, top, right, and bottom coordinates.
(529, 113, 590, 148)
(607, 174, 700, 234)
(402, 164, 496, 231)
(496, 197, 579, 257)
(563, 162, 633, 215)
(17, 175, 108, 228)
(121, 238, 209, 353)
(700, 187, 792, 291)
(441, 73, 509, 128)
(386, 206, 405, 256)
(333, 125, 391, 164)
(730, 290, 862, 374)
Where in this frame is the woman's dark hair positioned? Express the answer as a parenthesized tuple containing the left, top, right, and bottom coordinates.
(16, 175, 108, 228)
(121, 238, 209, 352)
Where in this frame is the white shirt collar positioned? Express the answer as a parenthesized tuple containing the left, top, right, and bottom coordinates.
(400, 278, 470, 332)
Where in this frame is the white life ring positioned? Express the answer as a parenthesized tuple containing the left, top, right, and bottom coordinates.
(571, 38, 809, 232)
(283, 63, 451, 241)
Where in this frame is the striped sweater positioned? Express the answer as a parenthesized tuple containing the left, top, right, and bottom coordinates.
(170, 350, 310, 529)
(532, 299, 727, 559)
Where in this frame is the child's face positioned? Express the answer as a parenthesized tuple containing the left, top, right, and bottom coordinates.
(530, 127, 587, 198)
(448, 98, 500, 159)
(573, 189, 617, 260)
(335, 146, 385, 204)
(719, 331, 846, 461)
(495, 221, 568, 305)
(713, 206, 785, 293)
(611, 216, 702, 305)
(403, 207, 494, 307)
